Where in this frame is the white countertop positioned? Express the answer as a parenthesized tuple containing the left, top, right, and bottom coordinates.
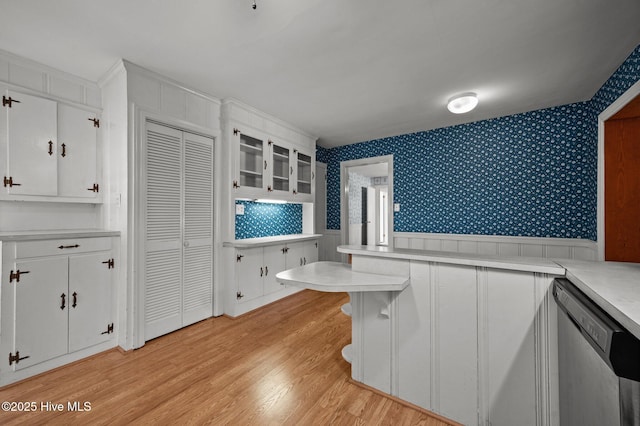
(557, 259, 640, 340)
(276, 261, 410, 292)
(338, 245, 565, 275)
(224, 234, 322, 248)
(0, 229, 120, 241)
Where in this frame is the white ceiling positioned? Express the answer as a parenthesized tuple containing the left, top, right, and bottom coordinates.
(1, 1, 639, 148)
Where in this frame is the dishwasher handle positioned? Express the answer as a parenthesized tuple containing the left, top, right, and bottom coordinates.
(554, 278, 640, 382)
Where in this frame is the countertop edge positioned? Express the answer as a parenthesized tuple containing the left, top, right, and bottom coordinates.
(0, 230, 121, 241)
(224, 234, 322, 248)
(338, 245, 566, 275)
(275, 261, 410, 293)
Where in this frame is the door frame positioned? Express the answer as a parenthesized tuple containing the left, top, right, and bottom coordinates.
(131, 108, 221, 349)
(340, 155, 394, 256)
(597, 79, 640, 260)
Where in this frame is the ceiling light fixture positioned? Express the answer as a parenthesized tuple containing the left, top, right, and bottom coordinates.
(447, 92, 478, 114)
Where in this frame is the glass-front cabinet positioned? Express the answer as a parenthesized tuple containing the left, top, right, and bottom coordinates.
(295, 151, 312, 196)
(270, 141, 291, 194)
(238, 131, 265, 190)
(231, 125, 314, 201)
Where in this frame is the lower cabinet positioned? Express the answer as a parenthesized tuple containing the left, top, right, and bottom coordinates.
(1, 236, 117, 384)
(229, 238, 318, 316)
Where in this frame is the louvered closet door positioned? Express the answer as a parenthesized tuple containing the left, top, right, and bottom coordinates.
(145, 123, 184, 340)
(182, 132, 213, 326)
(144, 122, 214, 341)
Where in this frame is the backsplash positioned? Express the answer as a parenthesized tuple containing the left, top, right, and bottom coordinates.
(319, 43, 640, 241)
(235, 200, 302, 239)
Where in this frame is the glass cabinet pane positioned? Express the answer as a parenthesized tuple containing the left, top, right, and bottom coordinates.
(239, 133, 264, 188)
(297, 152, 312, 194)
(272, 143, 290, 192)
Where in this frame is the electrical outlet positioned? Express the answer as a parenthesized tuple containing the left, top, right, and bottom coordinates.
(236, 204, 245, 215)
(394, 203, 400, 212)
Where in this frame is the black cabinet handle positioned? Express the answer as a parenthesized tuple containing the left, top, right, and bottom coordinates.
(72, 292, 77, 308)
(60, 293, 66, 310)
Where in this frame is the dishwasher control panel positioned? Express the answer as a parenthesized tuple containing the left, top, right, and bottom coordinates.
(554, 284, 610, 351)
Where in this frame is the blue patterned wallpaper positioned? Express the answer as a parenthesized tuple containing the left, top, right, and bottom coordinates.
(235, 200, 302, 239)
(320, 44, 640, 241)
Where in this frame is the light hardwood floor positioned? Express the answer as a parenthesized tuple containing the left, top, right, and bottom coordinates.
(0, 290, 452, 425)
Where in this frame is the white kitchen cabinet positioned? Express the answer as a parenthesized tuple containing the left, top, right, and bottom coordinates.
(222, 99, 316, 203)
(13, 256, 69, 369)
(235, 247, 266, 302)
(236, 128, 267, 193)
(285, 240, 319, 267)
(269, 139, 293, 196)
(143, 122, 214, 341)
(225, 237, 320, 316)
(235, 245, 287, 301)
(293, 148, 315, 202)
(1, 236, 116, 375)
(2, 90, 58, 196)
(68, 252, 113, 352)
(57, 103, 99, 198)
(0, 88, 100, 201)
(263, 246, 287, 294)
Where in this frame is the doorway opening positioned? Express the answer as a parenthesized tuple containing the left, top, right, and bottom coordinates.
(598, 79, 640, 261)
(603, 93, 640, 262)
(340, 155, 393, 252)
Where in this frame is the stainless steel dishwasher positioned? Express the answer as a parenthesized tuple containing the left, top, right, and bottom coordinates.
(554, 278, 640, 425)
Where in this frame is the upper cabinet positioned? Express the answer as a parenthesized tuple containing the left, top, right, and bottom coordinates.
(294, 149, 313, 198)
(0, 88, 101, 202)
(222, 99, 316, 203)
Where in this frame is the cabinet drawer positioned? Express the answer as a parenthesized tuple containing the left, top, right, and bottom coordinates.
(16, 237, 112, 258)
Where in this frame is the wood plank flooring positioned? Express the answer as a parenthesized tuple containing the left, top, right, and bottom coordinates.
(0, 290, 452, 425)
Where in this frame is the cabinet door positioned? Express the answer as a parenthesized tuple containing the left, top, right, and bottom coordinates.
(269, 140, 292, 195)
(4, 90, 57, 195)
(237, 130, 266, 191)
(236, 248, 263, 302)
(13, 257, 68, 370)
(263, 246, 287, 295)
(68, 253, 113, 353)
(294, 149, 314, 199)
(285, 242, 306, 268)
(305, 240, 319, 264)
(58, 104, 99, 198)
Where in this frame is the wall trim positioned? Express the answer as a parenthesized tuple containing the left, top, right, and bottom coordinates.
(393, 232, 596, 247)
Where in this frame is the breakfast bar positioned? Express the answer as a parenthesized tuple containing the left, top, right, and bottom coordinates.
(277, 245, 566, 426)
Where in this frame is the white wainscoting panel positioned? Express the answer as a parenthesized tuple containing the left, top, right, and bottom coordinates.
(394, 232, 597, 261)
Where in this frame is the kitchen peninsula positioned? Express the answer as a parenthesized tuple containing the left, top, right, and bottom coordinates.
(278, 245, 567, 426)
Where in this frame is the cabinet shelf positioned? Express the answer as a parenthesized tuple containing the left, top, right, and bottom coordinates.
(273, 152, 289, 160)
(273, 175, 288, 181)
(240, 169, 262, 177)
(239, 142, 263, 153)
(297, 179, 311, 185)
